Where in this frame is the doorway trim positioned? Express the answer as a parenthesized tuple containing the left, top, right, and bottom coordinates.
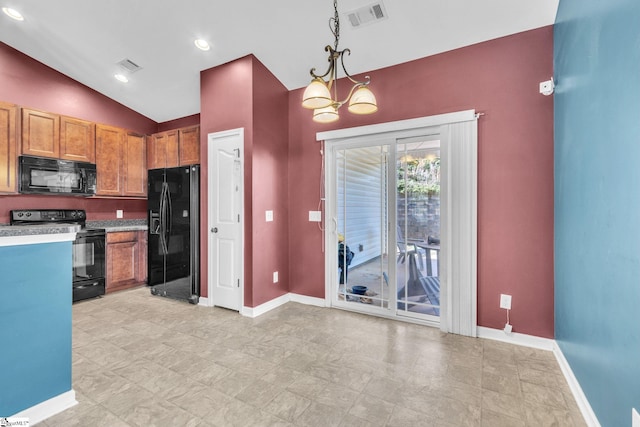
(320, 110, 478, 336)
(206, 128, 245, 311)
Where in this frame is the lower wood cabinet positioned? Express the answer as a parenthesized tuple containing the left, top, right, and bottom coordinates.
(106, 231, 147, 293)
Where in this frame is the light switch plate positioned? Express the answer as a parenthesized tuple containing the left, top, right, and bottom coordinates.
(309, 211, 322, 222)
(116, 210, 123, 219)
(265, 210, 273, 222)
(273, 271, 278, 283)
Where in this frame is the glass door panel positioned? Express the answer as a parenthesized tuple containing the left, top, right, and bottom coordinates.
(335, 145, 391, 312)
(396, 139, 441, 320)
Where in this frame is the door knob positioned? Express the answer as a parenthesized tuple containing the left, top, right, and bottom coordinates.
(211, 227, 218, 233)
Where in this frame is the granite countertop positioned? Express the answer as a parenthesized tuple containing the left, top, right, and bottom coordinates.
(0, 223, 81, 237)
(86, 219, 148, 232)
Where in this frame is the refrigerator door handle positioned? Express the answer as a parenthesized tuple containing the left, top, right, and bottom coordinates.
(166, 184, 173, 249)
(159, 182, 169, 255)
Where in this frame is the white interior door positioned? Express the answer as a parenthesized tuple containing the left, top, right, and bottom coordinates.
(208, 129, 244, 311)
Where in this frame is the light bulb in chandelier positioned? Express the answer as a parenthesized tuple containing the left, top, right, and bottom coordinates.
(313, 104, 340, 123)
(302, 78, 332, 110)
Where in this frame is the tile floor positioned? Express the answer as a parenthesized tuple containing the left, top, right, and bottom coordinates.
(42, 287, 586, 426)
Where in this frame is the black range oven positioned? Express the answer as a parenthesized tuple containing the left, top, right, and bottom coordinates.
(10, 209, 106, 302)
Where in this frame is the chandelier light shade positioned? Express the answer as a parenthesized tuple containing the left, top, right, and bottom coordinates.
(301, 0, 377, 123)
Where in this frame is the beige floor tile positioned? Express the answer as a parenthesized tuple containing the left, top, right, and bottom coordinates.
(38, 287, 587, 427)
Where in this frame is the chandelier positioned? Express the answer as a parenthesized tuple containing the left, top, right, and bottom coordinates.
(301, 0, 378, 123)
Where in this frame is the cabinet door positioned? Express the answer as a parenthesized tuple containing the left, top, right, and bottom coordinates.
(107, 233, 137, 292)
(179, 126, 200, 166)
(0, 102, 18, 193)
(148, 132, 167, 169)
(60, 116, 95, 163)
(123, 133, 147, 197)
(166, 130, 179, 168)
(136, 231, 148, 284)
(21, 108, 60, 158)
(95, 124, 124, 196)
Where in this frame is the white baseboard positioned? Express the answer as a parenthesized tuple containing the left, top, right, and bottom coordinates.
(289, 293, 327, 307)
(12, 389, 77, 425)
(477, 326, 555, 351)
(553, 342, 601, 427)
(241, 293, 290, 318)
(197, 296, 212, 307)
(240, 292, 326, 318)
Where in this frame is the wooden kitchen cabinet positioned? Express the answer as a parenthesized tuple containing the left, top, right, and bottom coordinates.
(178, 126, 200, 166)
(60, 116, 95, 163)
(123, 132, 147, 197)
(96, 124, 147, 197)
(147, 130, 178, 169)
(95, 124, 125, 196)
(106, 231, 147, 293)
(148, 125, 199, 169)
(0, 102, 18, 193)
(21, 108, 96, 163)
(21, 108, 60, 158)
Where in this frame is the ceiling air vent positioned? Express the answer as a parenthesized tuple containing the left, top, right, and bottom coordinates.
(117, 58, 142, 73)
(346, 2, 388, 29)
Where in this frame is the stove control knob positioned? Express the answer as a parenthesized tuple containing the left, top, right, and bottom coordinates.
(17, 212, 23, 217)
(70, 211, 76, 217)
(26, 212, 31, 217)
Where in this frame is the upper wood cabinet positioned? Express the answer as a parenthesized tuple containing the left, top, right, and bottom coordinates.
(148, 130, 178, 169)
(60, 116, 95, 163)
(123, 132, 147, 197)
(0, 102, 18, 193)
(22, 108, 95, 163)
(96, 124, 125, 196)
(178, 126, 200, 166)
(21, 108, 60, 158)
(96, 124, 147, 198)
(148, 125, 199, 169)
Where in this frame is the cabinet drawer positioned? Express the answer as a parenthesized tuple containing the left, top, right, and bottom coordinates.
(107, 231, 138, 244)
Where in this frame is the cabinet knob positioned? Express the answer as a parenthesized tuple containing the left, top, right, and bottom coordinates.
(211, 227, 218, 233)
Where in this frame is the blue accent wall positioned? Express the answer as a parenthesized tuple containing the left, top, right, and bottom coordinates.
(0, 241, 73, 415)
(554, 1, 640, 426)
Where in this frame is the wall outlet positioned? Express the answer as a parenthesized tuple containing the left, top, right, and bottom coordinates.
(265, 210, 273, 222)
(633, 408, 639, 427)
(308, 211, 322, 222)
(500, 294, 512, 310)
(273, 271, 278, 283)
(116, 209, 123, 219)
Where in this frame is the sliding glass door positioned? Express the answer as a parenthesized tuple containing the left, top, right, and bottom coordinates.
(396, 138, 441, 321)
(329, 136, 441, 323)
(334, 144, 391, 314)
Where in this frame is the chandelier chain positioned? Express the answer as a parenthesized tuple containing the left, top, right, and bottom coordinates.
(330, 0, 340, 51)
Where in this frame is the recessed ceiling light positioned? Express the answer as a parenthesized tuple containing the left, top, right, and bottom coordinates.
(194, 39, 210, 51)
(2, 7, 24, 21)
(114, 74, 129, 83)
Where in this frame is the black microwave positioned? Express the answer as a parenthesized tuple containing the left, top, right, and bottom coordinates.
(19, 155, 97, 196)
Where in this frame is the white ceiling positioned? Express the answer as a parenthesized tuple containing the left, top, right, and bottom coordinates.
(0, 0, 559, 123)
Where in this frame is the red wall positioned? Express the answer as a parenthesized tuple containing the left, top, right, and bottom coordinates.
(199, 55, 289, 306)
(288, 27, 555, 338)
(0, 43, 156, 134)
(0, 42, 157, 222)
(200, 56, 254, 300)
(157, 114, 200, 132)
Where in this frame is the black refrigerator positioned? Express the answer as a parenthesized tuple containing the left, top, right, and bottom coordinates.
(147, 165, 200, 304)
